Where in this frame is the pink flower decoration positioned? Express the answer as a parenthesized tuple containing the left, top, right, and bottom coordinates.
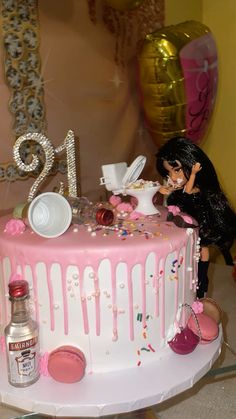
(109, 195, 122, 207)
(9, 273, 23, 283)
(39, 352, 49, 376)
(0, 335, 6, 353)
(167, 205, 181, 216)
(128, 211, 144, 220)
(5, 219, 26, 236)
(130, 197, 138, 208)
(182, 214, 194, 224)
(117, 202, 133, 213)
(192, 301, 204, 314)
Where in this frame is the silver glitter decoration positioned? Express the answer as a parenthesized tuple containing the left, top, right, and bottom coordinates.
(13, 132, 55, 202)
(55, 130, 77, 198)
(58, 181, 65, 195)
(13, 129, 78, 202)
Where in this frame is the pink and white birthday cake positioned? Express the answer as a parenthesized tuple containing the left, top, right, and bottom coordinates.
(0, 205, 199, 378)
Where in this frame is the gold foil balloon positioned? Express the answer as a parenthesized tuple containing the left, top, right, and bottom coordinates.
(137, 20, 218, 147)
(104, 0, 145, 11)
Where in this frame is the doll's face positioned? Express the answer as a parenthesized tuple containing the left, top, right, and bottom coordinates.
(163, 160, 187, 188)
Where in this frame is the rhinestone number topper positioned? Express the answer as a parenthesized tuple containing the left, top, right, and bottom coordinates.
(13, 130, 78, 202)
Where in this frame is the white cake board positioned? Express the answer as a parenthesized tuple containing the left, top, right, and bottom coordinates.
(0, 329, 222, 418)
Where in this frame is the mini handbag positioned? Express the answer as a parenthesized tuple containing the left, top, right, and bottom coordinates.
(168, 303, 201, 355)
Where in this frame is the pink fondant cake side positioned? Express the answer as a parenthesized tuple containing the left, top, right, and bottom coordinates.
(0, 207, 198, 375)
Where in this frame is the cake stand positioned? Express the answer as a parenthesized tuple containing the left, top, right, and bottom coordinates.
(0, 328, 222, 417)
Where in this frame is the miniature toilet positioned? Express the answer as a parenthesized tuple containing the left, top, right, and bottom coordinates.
(100, 156, 160, 215)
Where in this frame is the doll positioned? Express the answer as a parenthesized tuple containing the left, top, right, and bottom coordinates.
(156, 137, 236, 298)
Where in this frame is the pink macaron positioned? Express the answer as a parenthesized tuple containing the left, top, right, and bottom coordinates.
(48, 345, 86, 383)
(188, 313, 219, 344)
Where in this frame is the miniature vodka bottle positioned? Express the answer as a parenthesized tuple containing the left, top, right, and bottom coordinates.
(4, 279, 40, 387)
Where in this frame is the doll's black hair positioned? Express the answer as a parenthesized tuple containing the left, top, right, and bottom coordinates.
(156, 136, 236, 265)
(156, 137, 220, 191)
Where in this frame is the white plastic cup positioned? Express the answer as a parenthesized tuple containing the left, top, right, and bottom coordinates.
(28, 192, 72, 238)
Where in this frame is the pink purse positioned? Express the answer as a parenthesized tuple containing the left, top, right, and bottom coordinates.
(168, 303, 201, 355)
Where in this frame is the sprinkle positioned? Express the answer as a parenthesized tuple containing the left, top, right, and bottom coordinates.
(143, 332, 147, 339)
(137, 350, 140, 356)
(118, 309, 125, 314)
(171, 269, 175, 273)
(141, 347, 150, 352)
(148, 343, 155, 352)
(137, 313, 142, 321)
(137, 360, 141, 366)
(172, 259, 178, 265)
(179, 256, 184, 264)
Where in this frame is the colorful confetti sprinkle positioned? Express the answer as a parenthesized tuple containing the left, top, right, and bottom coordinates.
(137, 313, 142, 322)
(148, 343, 155, 352)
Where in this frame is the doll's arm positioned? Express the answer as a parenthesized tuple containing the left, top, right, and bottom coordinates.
(184, 162, 201, 194)
(159, 185, 171, 195)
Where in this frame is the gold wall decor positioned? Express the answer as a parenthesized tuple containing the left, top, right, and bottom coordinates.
(0, 0, 48, 182)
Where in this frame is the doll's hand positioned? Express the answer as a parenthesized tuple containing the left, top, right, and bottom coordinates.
(191, 162, 202, 174)
(159, 186, 171, 195)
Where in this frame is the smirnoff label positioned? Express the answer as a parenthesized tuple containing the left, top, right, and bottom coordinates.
(9, 336, 38, 351)
(6, 333, 40, 385)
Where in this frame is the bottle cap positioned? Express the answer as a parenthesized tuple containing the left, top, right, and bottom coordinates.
(9, 280, 29, 298)
(95, 208, 114, 226)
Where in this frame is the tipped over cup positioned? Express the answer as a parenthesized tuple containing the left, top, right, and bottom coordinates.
(28, 192, 72, 238)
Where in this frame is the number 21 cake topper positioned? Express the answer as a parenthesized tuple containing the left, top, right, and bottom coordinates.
(13, 130, 78, 202)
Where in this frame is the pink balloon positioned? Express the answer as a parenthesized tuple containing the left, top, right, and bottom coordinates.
(180, 33, 218, 144)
